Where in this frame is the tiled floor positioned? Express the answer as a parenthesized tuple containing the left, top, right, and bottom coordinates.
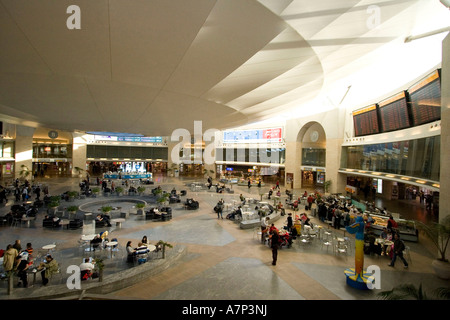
(0, 175, 448, 300)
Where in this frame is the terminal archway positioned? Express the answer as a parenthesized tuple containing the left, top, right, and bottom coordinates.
(296, 122, 327, 191)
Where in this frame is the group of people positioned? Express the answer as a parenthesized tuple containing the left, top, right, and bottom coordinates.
(1, 239, 59, 287)
(126, 235, 162, 263)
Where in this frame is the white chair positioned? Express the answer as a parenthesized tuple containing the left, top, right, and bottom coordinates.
(335, 241, 348, 257)
(252, 227, 262, 239)
(404, 245, 412, 265)
(308, 226, 318, 242)
(321, 238, 334, 253)
(51, 264, 64, 284)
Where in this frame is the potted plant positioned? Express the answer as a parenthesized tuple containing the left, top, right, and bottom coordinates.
(156, 240, 173, 259)
(115, 186, 124, 196)
(101, 205, 113, 216)
(136, 203, 145, 215)
(92, 187, 100, 197)
(137, 186, 146, 196)
(157, 192, 170, 209)
(416, 215, 450, 279)
(324, 180, 332, 194)
(67, 205, 78, 214)
(94, 258, 104, 282)
(67, 191, 78, 202)
(47, 196, 60, 214)
(378, 283, 450, 300)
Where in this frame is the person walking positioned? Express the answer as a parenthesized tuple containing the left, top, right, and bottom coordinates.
(270, 229, 280, 266)
(217, 201, 223, 220)
(388, 233, 408, 269)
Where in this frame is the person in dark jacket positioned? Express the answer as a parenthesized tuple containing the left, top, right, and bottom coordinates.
(388, 233, 408, 268)
(270, 229, 280, 266)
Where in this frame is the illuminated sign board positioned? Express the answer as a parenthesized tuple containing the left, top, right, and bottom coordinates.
(223, 127, 283, 143)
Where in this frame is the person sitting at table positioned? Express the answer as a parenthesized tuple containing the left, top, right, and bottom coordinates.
(79, 257, 97, 280)
(126, 241, 137, 263)
(276, 202, 285, 216)
(15, 250, 30, 288)
(300, 213, 310, 226)
(43, 215, 60, 228)
(382, 228, 394, 256)
(90, 234, 103, 251)
(95, 214, 112, 227)
(37, 254, 59, 286)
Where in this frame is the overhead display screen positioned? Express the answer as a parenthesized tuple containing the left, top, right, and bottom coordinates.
(378, 91, 410, 133)
(408, 70, 441, 126)
(223, 127, 283, 143)
(352, 104, 380, 137)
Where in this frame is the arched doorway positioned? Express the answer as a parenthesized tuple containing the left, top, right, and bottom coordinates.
(297, 122, 326, 191)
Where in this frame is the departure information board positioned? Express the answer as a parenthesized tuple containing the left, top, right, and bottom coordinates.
(408, 70, 441, 126)
(378, 91, 410, 133)
(353, 104, 380, 137)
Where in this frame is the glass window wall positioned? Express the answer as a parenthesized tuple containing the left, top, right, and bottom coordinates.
(302, 148, 326, 167)
(216, 148, 285, 164)
(341, 136, 440, 181)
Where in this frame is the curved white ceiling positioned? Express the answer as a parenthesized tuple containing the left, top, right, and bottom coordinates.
(0, 0, 448, 136)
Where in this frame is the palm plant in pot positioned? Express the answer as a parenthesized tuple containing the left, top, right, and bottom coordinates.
(416, 215, 450, 279)
(67, 205, 78, 216)
(135, 202, 145, 215)
(137, 186, 146, 196)
(47, 196, 60, 214)
(92, 187, 100, 197)
(157, 192, 170, 209)
(115, 186, 124, 196)
(67, 191, 78, 202)
(94, 258, 104, 282)
(101, 205, 113, 216)
(156, 240, 173, 259)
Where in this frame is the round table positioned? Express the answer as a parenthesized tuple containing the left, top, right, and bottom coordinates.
(106, 241, 118, 258)
(81, 234, 97, 252)
(21, 217, 34, 227)
(42, 244, 56, 253)
(59, 219, 70, 230)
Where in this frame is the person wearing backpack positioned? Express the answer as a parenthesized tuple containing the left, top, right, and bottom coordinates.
(388, 233, 408, 269)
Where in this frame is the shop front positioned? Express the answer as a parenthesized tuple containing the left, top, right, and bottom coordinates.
(301, 166, 325, 190)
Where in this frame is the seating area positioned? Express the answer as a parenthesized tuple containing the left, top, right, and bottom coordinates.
(0, 175, 447, 302)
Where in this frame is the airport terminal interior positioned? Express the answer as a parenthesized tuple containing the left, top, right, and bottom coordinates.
(0, 0, 450, 305)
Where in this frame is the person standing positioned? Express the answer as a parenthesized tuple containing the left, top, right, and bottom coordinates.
(22, 187, 28, 202)
(270, 229, 280, 266)
(286, 213, 293, 232)
(388, 233, 408, 269)
(2, 244, 18, 273)
(217, 201, 223, 220)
